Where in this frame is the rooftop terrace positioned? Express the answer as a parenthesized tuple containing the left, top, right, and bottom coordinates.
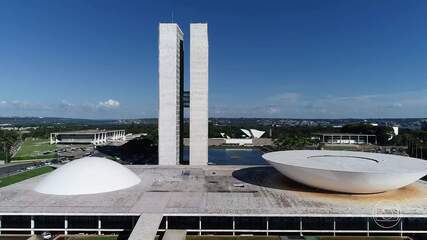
(0, 165, 426, 217)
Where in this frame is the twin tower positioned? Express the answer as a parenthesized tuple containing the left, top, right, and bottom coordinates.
(158, 23, 209, 165)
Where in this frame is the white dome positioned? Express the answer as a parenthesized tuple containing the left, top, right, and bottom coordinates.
(34, 157, 141, 195)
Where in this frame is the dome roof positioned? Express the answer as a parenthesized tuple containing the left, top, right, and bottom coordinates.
(263, 150, 427, 193)
(34, 157, 141, 195)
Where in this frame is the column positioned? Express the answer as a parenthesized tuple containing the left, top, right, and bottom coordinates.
(299, 217, 303, 236)
(232, 217, 235, 236)
(30, 216, 35, 235)
(98, 216, 102, 235)
(333, 217, 336, 236)
(198, 216, 202, 236)
(64, 217, 68, 235)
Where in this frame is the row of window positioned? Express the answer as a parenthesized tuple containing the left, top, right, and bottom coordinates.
(0, 216, 138, 229)
(159, 216, 427, 231)
(1, 216, 426, 232)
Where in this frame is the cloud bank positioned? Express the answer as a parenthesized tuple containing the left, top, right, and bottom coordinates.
(210, 89, 427, 119)
(0, 99, 123, 119)
(2, 89, 427, 119)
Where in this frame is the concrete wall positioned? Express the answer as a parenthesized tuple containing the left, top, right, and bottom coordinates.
(189, 23, 209, 166)
(158, 24, 183, 165)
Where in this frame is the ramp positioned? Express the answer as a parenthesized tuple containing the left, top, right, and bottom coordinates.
(128, 213, 163, 240)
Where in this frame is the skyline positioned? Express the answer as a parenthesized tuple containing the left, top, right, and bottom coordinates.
(0, 0, 427, 119)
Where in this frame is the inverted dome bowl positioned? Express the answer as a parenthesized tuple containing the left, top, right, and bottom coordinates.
(263, 150, 427, 194)
(34, 157, 141, 195)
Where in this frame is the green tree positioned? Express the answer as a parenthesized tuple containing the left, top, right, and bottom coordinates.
(341, 123, 394, 145)
(274, 133, 314, 150)
(0, 130, 19, 162)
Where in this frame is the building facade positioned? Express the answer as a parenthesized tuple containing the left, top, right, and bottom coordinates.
(189, 23, 209, 165)
(50, 130, 125, 145)
(158, 23, 184, 165)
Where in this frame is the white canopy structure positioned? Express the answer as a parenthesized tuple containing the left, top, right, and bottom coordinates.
(263, 150, 427, 194)
(240, 129, 252, 138)
(34, 157, 141, 195)
(240, 129, 265, 138)
(250, 129, 265, 138)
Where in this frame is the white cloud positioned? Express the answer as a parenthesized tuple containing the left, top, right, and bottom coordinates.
(0, 99, 124, 118)
(98, 99, 120, 109)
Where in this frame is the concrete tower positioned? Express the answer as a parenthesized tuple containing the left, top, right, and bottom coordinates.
(189, 23, 209, 165)
(158, 23, 184, 165)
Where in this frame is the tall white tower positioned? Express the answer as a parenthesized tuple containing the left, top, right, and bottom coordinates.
(158, 23, 184, 165)
(190, 23, 209, 165)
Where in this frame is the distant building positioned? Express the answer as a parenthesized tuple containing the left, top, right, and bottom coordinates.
(50, 129, 125, 145)
(316, 133, 377, 145)
(392, 126, 399, 136)
(422, 120, 427, 131)
(221, 129, 267, 146)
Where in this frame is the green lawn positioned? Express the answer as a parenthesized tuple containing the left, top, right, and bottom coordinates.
(13, 138, 57, 161)
(0, 166, 55, 188)
(55, 236, 118, 240)
(187, 237, 280, 240)
(187, 237, 409, 240)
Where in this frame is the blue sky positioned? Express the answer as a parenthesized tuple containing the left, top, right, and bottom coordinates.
(0, 0, 426, 119)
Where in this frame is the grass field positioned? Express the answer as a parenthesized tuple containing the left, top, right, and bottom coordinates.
(13, 138, 57, 161)
(55, 236, 118, 240)
(187, 237, 280, 240)
(187, 237, 409, 240)
(0, 166, 55, 188)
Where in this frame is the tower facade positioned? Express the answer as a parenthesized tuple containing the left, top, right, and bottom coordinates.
(189, 23, 209, 165)
(158, 23, 184, 165)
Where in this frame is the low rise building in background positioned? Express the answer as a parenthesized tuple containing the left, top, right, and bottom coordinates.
(50, 129, 125, 145)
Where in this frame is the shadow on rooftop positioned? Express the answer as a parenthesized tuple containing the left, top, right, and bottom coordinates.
(232, 166, 333, 194)
(232, 166, 427, 202)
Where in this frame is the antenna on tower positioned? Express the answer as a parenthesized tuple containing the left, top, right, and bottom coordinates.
(171, 10, 174, 22)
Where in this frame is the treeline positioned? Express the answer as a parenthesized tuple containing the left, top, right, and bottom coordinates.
(0, 130, 19, 160)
